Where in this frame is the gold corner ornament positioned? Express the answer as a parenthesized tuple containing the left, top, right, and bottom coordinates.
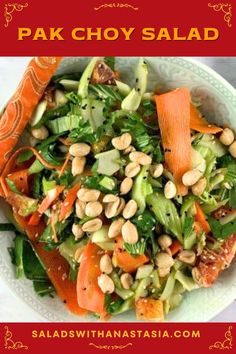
(208, 3, 232, 27)
(94, 3, 138, 10)
(209, 326, 233, 350)
(89, 343, 133, 350)
(4, 326, 28, 350)
(4, 2, 28, 27)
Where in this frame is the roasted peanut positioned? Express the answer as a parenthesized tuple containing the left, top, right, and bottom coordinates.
(123, 145, 136, 155)
(72, 223, 84, 240)
(229, 141, 236, 158)
(77, 188, 101, 202)
(122, 199, 137, 219)
(82, 218, 102, 232)
(120, 273, 133, 289)
(192, 177, 207, 196)
(105, 198, 121, 219)
(150, 163, 164, 178)
(120, 177, 133, 195)
(85, 201, 103, 218)
(158, 267, 171, 277)
(158, 234, 172, 250)
(31, 126, 49, 140)
(75, 199, 86, 219)
(103, 194, 119, 203)
(121, 220, 139, 244)
(69, 143, 91, 157)
(182, 169, 202, 187)
(129, 151, 152, 166)
(112, 133, 132, 150)
(155, 252, 174, 269)
(219, 128, 234, 146)
(125, 162, 141, 178)
(108, 218, 125, 238)
(71, 156, 86, 176)
(100, 254, 113, 274)
(178, 250, 196, 265)
(97, 274, 115, 294)
(164, 181, 177, 199)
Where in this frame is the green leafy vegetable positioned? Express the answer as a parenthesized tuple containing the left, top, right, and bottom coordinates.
(105, 294, 124, 314)
(147, 193, 183, 242)
(132, 166, 153, 214)
(84, 175, 118, 194)
(33, 104, 70, 128)
(89, 84, 122, 102)
(208, 216, 236, 239)
(6, 179, 20, 194)
(124, 239, 146, 255)
(33, 280, 55, 297)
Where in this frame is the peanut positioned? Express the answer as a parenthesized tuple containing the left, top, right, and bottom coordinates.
(219, 128, 234, 146)
(120, 177, 133, 195)
(100, 254, 113, 274)
(125, 162, 141, 178)
(82, 218, 102, 232)
(69, 143, 91, 157)
(112, 133, 132, 150)
(97, 274, 115, 294)
(129, 151, 152, 166)
(164, 181, 177, 199)
(122, 199, 137, 219)
(85, 201, 103, 218)
(121, 220, 138, 244)
(71, 156, 86, 176)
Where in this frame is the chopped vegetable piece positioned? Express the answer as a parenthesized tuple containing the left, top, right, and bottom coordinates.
(190, 104, 223, 134)
(77, 242, 105, 315)
(59, 183, 80, 221)
(155, 88, 192, 195)
(114, 236, 149, 273)
(136, 298, 164, 321)
(195, 202, 210, 234)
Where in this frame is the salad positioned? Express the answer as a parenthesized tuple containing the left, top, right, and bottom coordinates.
(1, 57, 236, 321)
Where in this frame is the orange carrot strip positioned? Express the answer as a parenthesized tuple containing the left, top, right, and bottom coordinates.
(114, 236, 149, 273)
(169, 240, 182, 256)
(7, 169, 29, 195)
(0, 146, 63, 199)
(35, 242, 86, 316)
(0, 57, 62, 174)
(190, 104, 223, 134)
(28, 211, 41, 226)
(195, 202, 211, 234)
(38, 185, 64, 215)
(155, 88, 192, 196)
(77, 242, 105, 315)
(59, 183, 80, 221)
(13, 212, 45, 241)
(58, 153, 71, 178)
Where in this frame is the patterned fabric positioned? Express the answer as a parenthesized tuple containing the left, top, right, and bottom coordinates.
(0, 57, 62, 172)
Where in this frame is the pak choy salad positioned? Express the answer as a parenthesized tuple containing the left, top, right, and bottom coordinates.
(1, 57, 236, 321)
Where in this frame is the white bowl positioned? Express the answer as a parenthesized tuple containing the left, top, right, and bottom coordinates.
(0, 57, 236, 322)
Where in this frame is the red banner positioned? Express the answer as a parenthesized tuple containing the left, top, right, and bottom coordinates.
(0, 0, 235, 55)
(0, 323, 235, 353)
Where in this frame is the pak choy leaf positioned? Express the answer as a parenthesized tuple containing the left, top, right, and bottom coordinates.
(124, 239, 146, 255)
(208, 215, 236, 239)
(146, 193, 183, 242)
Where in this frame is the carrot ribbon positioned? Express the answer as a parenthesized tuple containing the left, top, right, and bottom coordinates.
(0, 57, 62, 173)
